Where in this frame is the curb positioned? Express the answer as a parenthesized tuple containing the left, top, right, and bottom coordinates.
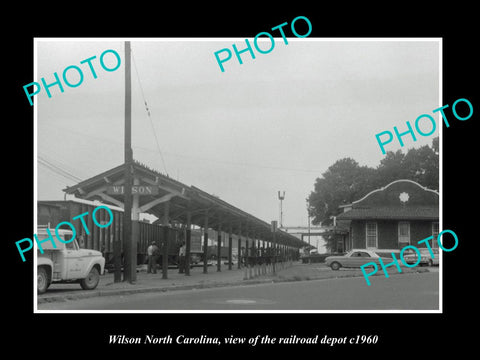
(37, 277, 276, 304)
(37, 267, 433, 304)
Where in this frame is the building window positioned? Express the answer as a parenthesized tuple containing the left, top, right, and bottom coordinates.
(432, 222, 439, 249)
(366, 222, 377, 249)
(398, 221, 410, 248)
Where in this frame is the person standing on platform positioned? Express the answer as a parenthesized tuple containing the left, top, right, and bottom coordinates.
(147, 241, 159, 274)
(178, 242, 186, 273)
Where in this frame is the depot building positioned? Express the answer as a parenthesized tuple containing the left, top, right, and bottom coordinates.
(335, 179, 439, 251)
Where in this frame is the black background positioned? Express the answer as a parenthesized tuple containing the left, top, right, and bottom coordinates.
(6, 4, 477, 356)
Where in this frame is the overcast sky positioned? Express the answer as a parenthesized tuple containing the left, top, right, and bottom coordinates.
(36, 38, 440, 228)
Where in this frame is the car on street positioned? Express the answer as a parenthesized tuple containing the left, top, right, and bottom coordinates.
(402, 247, 439, 266)
(223, 259, 238, 266)
(325, 249, 394, 270)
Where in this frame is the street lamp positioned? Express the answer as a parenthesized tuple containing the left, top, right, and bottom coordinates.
(278, 191, 285, 228)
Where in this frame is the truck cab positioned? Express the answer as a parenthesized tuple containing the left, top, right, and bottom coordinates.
(37, 226, 105, 294)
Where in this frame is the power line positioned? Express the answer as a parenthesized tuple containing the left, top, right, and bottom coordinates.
(38, 155, 82, 181)
(38, 158, 81, 183)
(131, 48, 169, 176)
(38, 155, 83, 183)
(39, 124, 320, 174)
(39, 152, 84, 179)
(37, 164, 74, 186)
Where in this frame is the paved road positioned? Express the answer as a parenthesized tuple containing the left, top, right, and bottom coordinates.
(38, 272, 438, 311)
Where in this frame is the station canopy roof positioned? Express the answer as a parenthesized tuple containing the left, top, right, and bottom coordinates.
(63, 161, 308, 248)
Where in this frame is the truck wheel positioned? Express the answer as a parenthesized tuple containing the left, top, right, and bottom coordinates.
(330, 262, 341, 271)
(38, 267, 49, 294)
(80, 267, 100, 290)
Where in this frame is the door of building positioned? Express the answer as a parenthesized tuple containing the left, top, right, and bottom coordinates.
(398, 221, 410, 248)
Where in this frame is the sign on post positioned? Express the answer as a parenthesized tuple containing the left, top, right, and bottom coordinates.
(106, 185, 159, 195)
(190, 232, 203, 253)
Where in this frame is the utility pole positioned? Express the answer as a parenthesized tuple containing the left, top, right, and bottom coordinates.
(308, 208, 311, 248)
(123, 41, 136, 283)
(271, 220, 277, 274)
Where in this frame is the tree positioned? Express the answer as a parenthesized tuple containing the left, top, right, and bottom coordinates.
(402, 145, 439, 190)
(377, 139, 439, 191)
(307, 158, 376, 226)
(432, 136, 439, 155)
(376, 149, 407, 185)
(307, 137, 439, 225)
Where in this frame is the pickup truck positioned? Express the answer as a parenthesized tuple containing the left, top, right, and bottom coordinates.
(37, 227, 105, 294)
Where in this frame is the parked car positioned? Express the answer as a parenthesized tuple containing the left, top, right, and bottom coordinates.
(223, 259, 238, 265)
(301, 253, 330, 263)
(37, 227, 105, 294)
(402, 247, 439, 266)
(325, 249, 393, 270)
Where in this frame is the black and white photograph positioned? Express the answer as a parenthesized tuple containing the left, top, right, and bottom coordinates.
(7, 7, 477, 356)
(33, 38, 441, 312)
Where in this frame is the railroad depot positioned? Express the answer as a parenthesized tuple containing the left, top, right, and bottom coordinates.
(38, 160, 308, 280)
(335, 179, 439, 251)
